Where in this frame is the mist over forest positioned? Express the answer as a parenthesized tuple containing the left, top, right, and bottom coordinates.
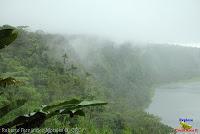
(1, 0, 200, 134)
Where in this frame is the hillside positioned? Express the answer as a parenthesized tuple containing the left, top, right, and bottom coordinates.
(1, 26, 200, 133)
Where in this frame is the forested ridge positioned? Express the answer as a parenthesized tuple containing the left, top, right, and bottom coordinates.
(1, 25, 200, 133)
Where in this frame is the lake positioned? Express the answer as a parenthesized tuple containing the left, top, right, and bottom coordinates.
(146, 82, 200, 129)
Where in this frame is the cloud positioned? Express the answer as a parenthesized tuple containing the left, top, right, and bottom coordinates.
(1, 0, 200, 44)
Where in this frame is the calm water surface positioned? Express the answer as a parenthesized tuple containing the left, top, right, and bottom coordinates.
(146, 82, 200, 129)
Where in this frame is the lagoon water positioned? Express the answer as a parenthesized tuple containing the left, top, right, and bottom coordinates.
(146, 82, 200, 129)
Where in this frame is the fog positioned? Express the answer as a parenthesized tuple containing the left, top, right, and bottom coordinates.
(2, 1, 200, 132)
(1, 0, 200, 44)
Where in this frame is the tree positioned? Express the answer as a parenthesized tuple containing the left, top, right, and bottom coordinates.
(0, 27, 107, 133)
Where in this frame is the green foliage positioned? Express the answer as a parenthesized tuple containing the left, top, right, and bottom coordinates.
(0, 29, 18, 49)
(0, 99, 106, 130)
(3, 25, 197, 133)
(42, 99, 107, 113)
(0, 25, 107, 133)
(0, 99, 27, 118)
(0, 28, 26, 123)
(0, 77, 22, 88)
(64, 37, 200, 133)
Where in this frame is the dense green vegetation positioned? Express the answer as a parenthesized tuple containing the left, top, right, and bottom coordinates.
(1, 25, 200, 133)
(0, 26, 107, 133)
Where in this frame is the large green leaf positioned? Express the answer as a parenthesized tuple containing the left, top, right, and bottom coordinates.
(42, 98, 81, 112)
(0, 99, 27, 118)
(42, 99, 107, 116)
(61, 109, 85, 117)
(78, 100, 108, 107)
(0, 99, 107, 130)
(0, 29, 18, 49)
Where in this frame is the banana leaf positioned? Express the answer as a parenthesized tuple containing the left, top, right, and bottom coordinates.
(0, 99, 27, 118)
(0, 99, 107, 131)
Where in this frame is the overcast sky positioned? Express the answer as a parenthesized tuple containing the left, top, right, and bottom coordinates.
(1, 0, 200, 44)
